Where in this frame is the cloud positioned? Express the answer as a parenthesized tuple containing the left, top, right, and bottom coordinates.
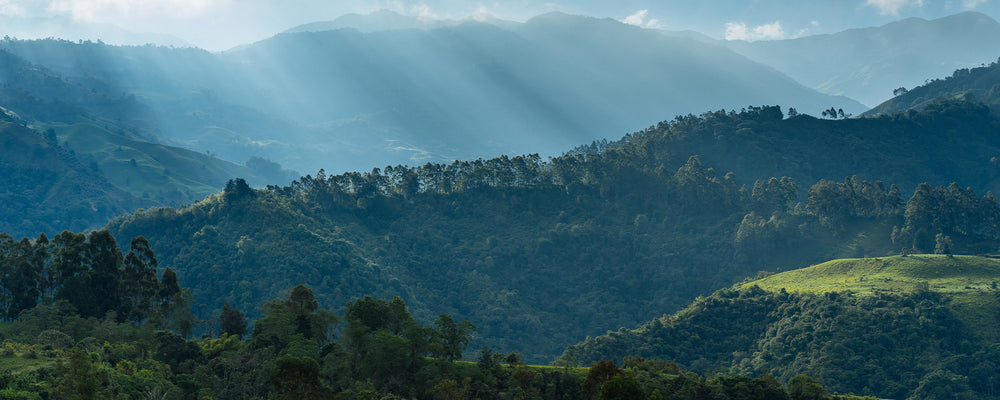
(962, 0, 989, 8)
(410, 2, 437, 19)
(864, 0, 924, 15)
(46, 0, 219, 22)
(622, 9, 647, 25)
(621, 9, 664, 29)
(725, 21, 786, 41)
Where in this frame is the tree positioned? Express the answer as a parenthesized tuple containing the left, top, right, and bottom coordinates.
(51, 231, 88, 310)
(220, 301, 248, 337)
(121, 236, 160, 324)
(270, 355, 327, 400)
(52, 349, 100, 400)
(341, 295, 424, 386)
(431, 313, 476, 361)
(223, 178, 254, 201)
(894, 87, 909, 97)
(598, 372, 644, 400)
(252, 285, 338, 354)
(1, 236, 41, 320)
(581, 360, 621, 400)
(151, 267, 196, 336)
(787, 375, 827, 400)
(904, 183, 940, 252)
(934, 233, 953, 256)
(83, 230, 123, 319)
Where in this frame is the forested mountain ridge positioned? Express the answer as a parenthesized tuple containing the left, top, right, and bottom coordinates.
(105, 99, 1000, 362)
(607, 100, 1000, 194)
(565, 255, 1000, 399)
(865, 56, 1000, 116)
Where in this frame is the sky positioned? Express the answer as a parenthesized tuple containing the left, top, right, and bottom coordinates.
(0, 0, 998, 51)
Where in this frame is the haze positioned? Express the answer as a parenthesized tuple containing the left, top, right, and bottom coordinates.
(0, 0, 998, 51)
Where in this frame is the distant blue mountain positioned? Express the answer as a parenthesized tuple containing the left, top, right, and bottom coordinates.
(724, 11, 1000, 107)
(2, 12, 864, 175)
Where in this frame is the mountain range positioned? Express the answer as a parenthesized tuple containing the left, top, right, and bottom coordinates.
(723, 11, 1000, 107)
(3, 7, 1000, 398)
(2, 12, 867, 175)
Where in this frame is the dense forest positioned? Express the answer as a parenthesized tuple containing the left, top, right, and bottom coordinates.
(101, 98, 1000, 363)
(0, 232, 870, 399)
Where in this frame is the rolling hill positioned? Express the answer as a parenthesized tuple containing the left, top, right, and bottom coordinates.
(0, 47, 292, 236)
(0, 114, 144, 237)
(565, 255, 1000, 399)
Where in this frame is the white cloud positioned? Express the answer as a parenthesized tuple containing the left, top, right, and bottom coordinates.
(410, 2, 436, 19)
(621, 9, 664, 29)
(963, 0, 989, 8)
(622, 9, 647, 25)
(725, 21, 786, 41)
(46, 0, 219, 22)
(864, 0, 924, 15)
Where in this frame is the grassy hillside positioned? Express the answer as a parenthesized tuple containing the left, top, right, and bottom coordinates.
(0, 117, 145, 237)
(566, 255, 1000, 399)
(52, 122, 269, 203)
(744, 254, 1000, 344)
(744, 254, 1000, 295)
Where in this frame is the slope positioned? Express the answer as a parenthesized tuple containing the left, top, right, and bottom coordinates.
(0, 115, 145, 237)
(104, 100, 1000, 363)
(565, 255, 1000, 399)
(865, 58, 1000, 116)
(725, 11, 1000, 107)
(0, 45, 288, 235)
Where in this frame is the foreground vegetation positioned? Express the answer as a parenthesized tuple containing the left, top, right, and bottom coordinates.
(0, 282, 872, 399)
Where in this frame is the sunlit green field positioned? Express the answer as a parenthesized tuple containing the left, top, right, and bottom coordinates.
(743, 254, 1000, 295)
(742, 254, 1000, 343)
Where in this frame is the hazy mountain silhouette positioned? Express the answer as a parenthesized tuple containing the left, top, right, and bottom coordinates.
(221, 12, 865, 171)
(0, 12, 863, 174)
(725, 11, 1000, 107)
